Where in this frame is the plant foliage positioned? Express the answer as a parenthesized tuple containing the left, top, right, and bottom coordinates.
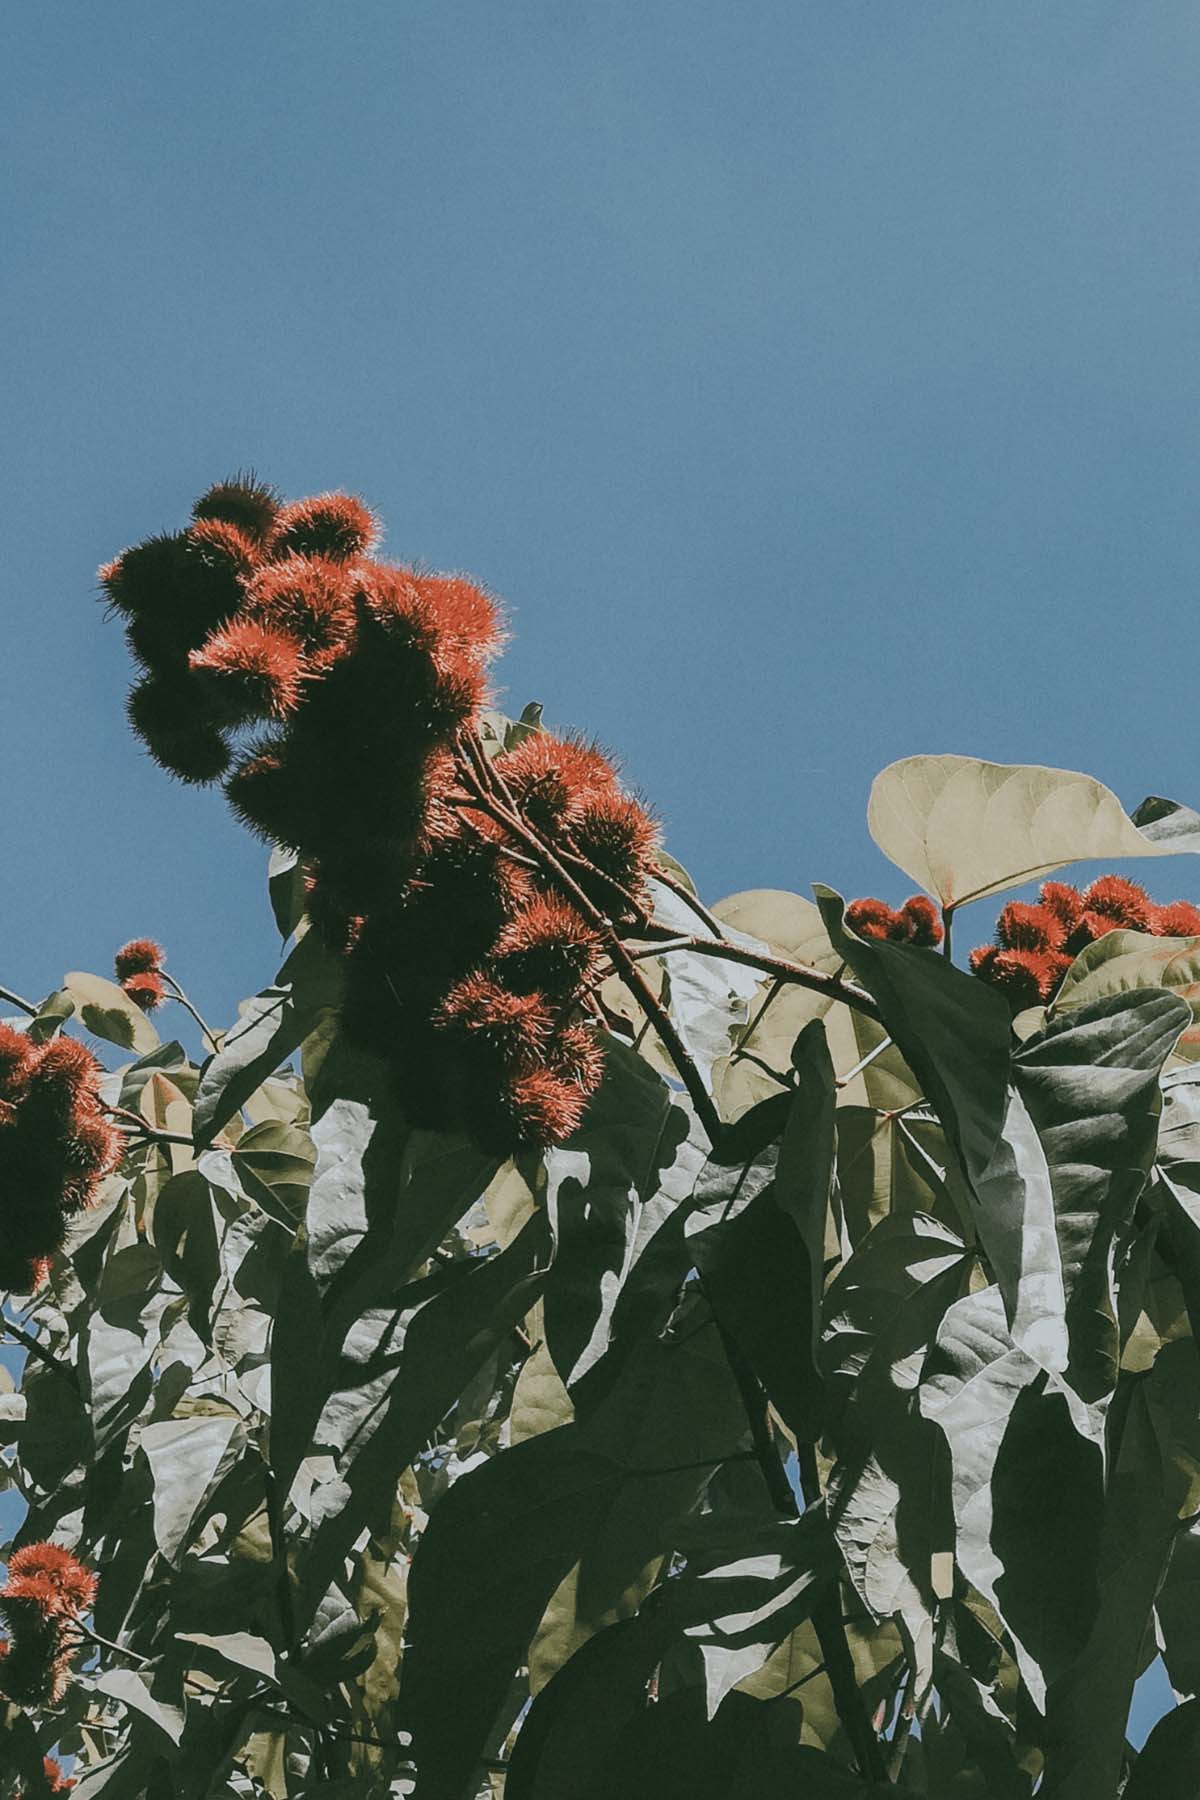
(0, 477, 1196, 1794)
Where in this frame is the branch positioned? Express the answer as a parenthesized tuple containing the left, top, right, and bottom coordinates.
(648, 862, 727, 938)
(455, 729, 726, 1148)
(0, 1315, 79, 1392)
(0, 985, 37, 1018)
(623, 930, 881, 1021)
(160, 972, 221, 1054)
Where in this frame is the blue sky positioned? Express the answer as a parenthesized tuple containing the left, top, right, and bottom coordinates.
(1, 0, 1197, 1741)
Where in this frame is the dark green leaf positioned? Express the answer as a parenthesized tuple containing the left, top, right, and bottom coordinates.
(1122, 1696, 1200, 1799)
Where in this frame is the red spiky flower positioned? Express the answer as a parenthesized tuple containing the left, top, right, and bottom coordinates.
(415, 572, 505, 665)
(6, 1546, 96, 1618)
(845, 898, 903, 942)
(495, 732, 619, 832)
(503, 1069, 590, 1145)
(1080, 876, 1154, 932)
(569, 793, 659, 907)
(491, 899, 601, 997)
(271, 492, 379, 562)
(121, 971, 164, 1012)
(995, 901, 1064, 953)
(436, 976, 556, 1063)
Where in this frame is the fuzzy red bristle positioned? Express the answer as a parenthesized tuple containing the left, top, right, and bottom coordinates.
(845, 898, 901, 942)
(995, 901, 1064, 953)
(121, 970, 165, 1012)
(504, 1069, 589, 1145)
(1080, 876, 1154, 931)
(189, 619, 307, 721)
(242, 555, 357, 668)
(114, 938, 163, 979)
(271, 492, 379, 562)
(1156, 900, 1200, 937)
(899, 895, 943, 947)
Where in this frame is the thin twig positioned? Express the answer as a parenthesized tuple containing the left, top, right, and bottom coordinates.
(0, 985, 37, 1018)
(0, 1315, 79, 1391)
(102, 1102, 193, 1148)
(622, 930, 881, 1020)
(160, 972, 221, 1055)
(71, 1620, 151, 1666)
(648, 863, 727, 937)
(455, 730, 725, 1147)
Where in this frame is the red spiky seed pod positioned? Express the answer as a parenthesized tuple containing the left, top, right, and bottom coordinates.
(0, 1026, 35, 1106)
(224, 738, 306, 848)
(127, 672, 231, 784)
(121, 971, 164, 1012)
(845, 898, 902, 942)
(1065, 908, 1123, 955)
(242, 555, 357, 669)
(436, 976, 556, 1063)
(491, 899, 601, 997)
(570, 793, 659, 905)
(495, 732, 620, 833)
(189, 619, 307, 722)
(192, 473, 281, 546)
(7, 1544, 97, 1617)
(995, 901, 1065, 953)
(114, 938, 163, 980)
(503, 1069, 590, 1146)
(554, 1021, 607, 1093)
(22, 1757, 76, 1795)
(899, 895, 943, 947)
(415, 572, 505, 665)
(1156, 900, 1200, 937)
(1080, 875, 1154, 931)
(1039, 882, 1083, 934)
(975, 947, 1065, 1011)
(271, 492, 379, 562)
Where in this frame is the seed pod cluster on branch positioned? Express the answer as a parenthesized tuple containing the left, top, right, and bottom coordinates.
(103, 478, 662, 1148)
(18, 1759, 74, 1796)
(0, 1544, 97, 1709)
(969, 875, 1200, 1009)
(0, 1027, 122, 1292)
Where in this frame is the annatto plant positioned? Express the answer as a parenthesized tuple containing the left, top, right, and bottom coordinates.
(2, 480, 1200, 1796)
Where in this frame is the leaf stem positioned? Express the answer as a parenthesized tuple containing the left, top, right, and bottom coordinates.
(71, 1620, 150, 1665)
(0, 985, 37, 1018)
(160, 972, 221, 1054)
(623, 931, 881, 1020)
(0, 1314, 79, 1391)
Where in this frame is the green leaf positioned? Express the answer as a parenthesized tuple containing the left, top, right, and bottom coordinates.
(177, 1629, 278, 1682)
(542, 1039, 701, 1391)
(1156, 1522, 1200, 1700)
(1051, 928, 1200, 1060)
(1013, 990, 1187, 1400)
(868, 754, 1193, 911)
(919, 1286, 1106, 1710)
(140, 1413, 245, 1563)
(295, 1208, 553, 1625)
(1122, 1698, 1200, 1800)
(1040, 1342, 1200, 1798)
(192, 929, 343, 1147)
(64, 969, 160, 1054)
(399, 1425, 624, 1800)
(91, 1666, 185, 1748)
(688, 1022, 835, 1441)
(268, 842, 307, 939)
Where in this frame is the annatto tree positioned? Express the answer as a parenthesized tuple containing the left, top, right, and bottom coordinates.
(1, 477, 1200, 1798)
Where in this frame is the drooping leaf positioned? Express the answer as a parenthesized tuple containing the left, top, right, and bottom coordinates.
(868, 754, 1193, 912)
(919, 1286, 1106, 1710)
(140, 1413, 245, 1564)
(688, 1022, 836, 1442)
(1013, 990, 1187, 1399)
(1121, 1697, 1200, 1800)
(1050, 929, 1200, 1060)
(193, 929, 344, 1147)
(398, 1425, 624, 1800)
(1040, 1341, 1200, 1798)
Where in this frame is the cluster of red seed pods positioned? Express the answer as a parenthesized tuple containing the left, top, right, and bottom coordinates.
(104, 480, 661, 1147)
(0, 1543, 97, 1709)
(0, 1027, 122, 1292)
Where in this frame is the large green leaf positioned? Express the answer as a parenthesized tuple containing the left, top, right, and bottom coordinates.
(919, 1286, 1106, 1711)
(296, 1208, 553, 1623)
(868, 755, 1193, 912)
(1040, 1342, 1200, 1798)
(821, 1212, 968, 1689)
(1051, 929, 1200, 1060)
(1122, 1697, 1200, 1800)
(140, 1413, 245, 1564)
(1156, 1521, 1200, 1701)
(64, 969, 160, 1054)
(192, 929, 343, 1146)
(398, 1425, 624, 1800)
(688, 1023, 835, 1442)
(1013, 990, 1187, 1400)
(541, 1040, 699, 1392)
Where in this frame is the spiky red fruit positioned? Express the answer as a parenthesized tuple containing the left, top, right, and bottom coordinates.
(192, 473, 281, 545)
(436, 976, 556, 1061)
(121, 971, 164, 1012)
(6, 1545, 96, 1617)
(1040, 882, 1083, 934)
(503, 1069, 589, 1145)
(114, 939, 163, 980)
(242, 555, 357, 668)
(491, 900, 600, 997)
(127, 672, 231, 784)
(1157, 900, 1200, 936)
(416, 572, 504, 665)
(189, 619, 306, 722)
(899, 895, 943, 947)
(995, 901, 1064, 953)
(570, 793, 659, 903)
(495, 732, 619, 833)
(271, 492, 378, 562)
(845, 898, 903, 942)
(1080, 876, 1154, 931)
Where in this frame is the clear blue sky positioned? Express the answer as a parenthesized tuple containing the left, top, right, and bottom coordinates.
(1, 0, 1195, 1738)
